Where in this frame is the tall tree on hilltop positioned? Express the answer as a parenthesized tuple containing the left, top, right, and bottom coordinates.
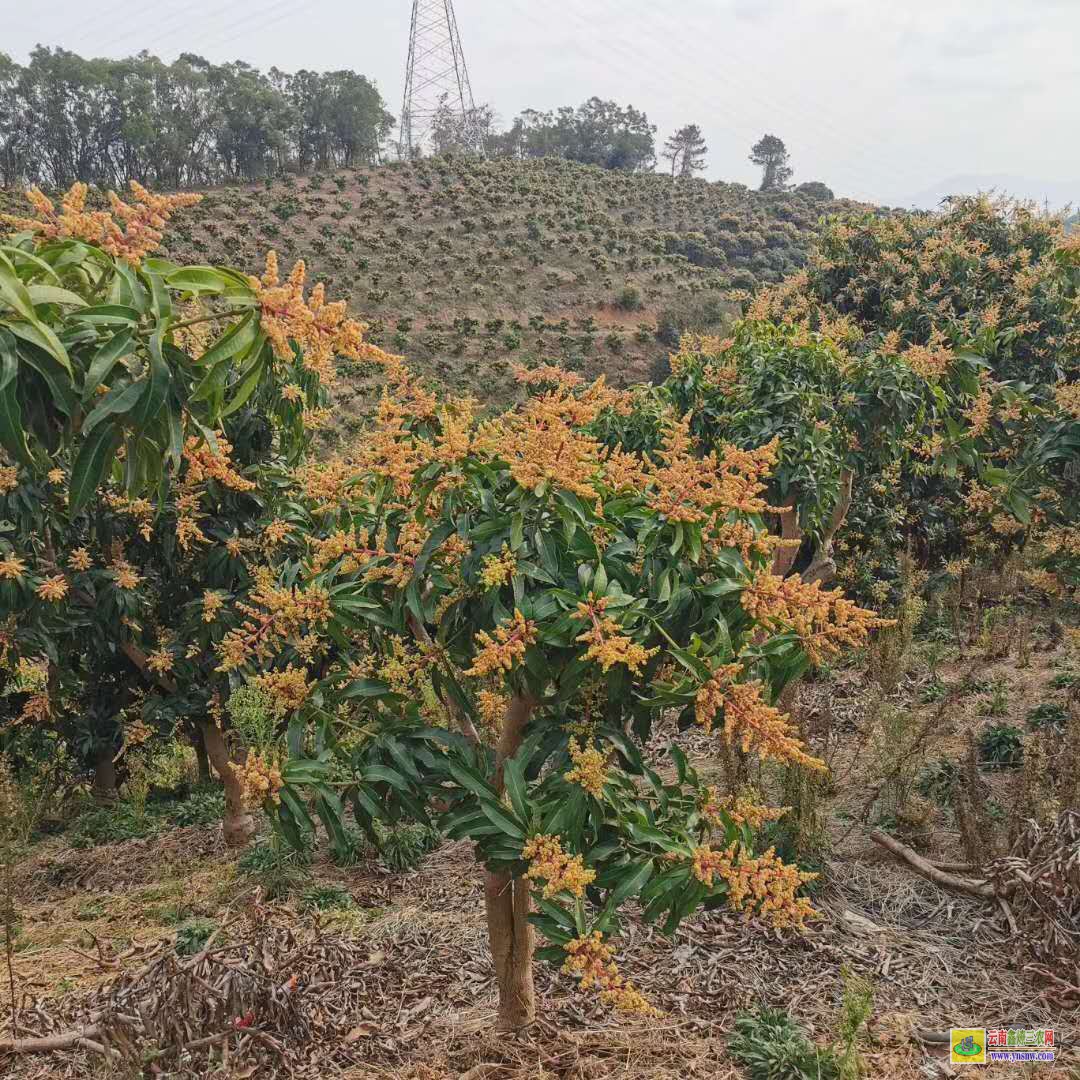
(750, 133, 793, 191)
(663, 124, 708, 177)
(502, 98, 656, 172)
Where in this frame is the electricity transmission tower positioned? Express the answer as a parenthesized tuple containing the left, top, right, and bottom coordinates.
(398, 0, 485, 158)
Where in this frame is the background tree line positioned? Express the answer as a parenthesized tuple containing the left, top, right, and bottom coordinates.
(0, 46, 818, 194)
(0, 47, 396, 187)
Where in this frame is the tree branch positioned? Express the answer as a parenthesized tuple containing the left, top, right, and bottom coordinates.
(119, 641, 178, 695)
(869, 829, 997, 899)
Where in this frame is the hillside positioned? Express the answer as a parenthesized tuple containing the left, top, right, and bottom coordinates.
(0, 157, 865, 427)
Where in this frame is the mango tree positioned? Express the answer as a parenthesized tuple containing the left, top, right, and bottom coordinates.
(0, 183, 377, 840)
(222, 363, 888, 1028)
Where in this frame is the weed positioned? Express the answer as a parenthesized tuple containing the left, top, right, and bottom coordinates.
(729, 1007, 840, 1080)
(834, 968, 874, 1079)
(175, 918, 217, 956)
(376, 823, 441, 872)
(1049, 672, 1078, 690)
(1026, 702, 1067, 733)
(983, 677, 1009, 717)
(68, 805, 158, 849)
(172, 788, 226, 828)
(977, 725, 1024, 768)
(299, 884, 355, 912)
(238, 838, 311, 899)
(918, 676, 947, 704)
(916, 758, 960, 803)
(330, 828, 373, 869)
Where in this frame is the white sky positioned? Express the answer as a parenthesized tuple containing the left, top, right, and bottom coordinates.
(4, 0, 1079, 205)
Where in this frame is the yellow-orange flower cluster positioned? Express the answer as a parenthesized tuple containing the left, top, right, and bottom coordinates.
(522, 834, 596, 898)
(563, 737, 608, 798)
(739, 569, 891, 664)
(695, 662, 824, 770)
(480, 545, 517, 590)
(0, 555, 27, 580)
(572, 595, 657, 675)
(691, 843, 817, 930)
(68, 548, 93, 572)
(236, 750, 284, 808)
(252, 664, 312, 714)
(1, 181, 202, 265)
(146, 647, 175, 675)
(700, 786, 787, 831)
(562, 932, 660, 1016)
(35, 575, 69, 603)
(249, 251, 374, 385)
(465, 609, 537, 679)
(183, 435, 255, 493)
(1054, 382, 1080, 419)
(216, 572, 332, 672)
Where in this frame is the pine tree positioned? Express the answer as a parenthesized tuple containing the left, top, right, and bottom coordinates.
(750, 133, 793, 191)
(663, 124, 708, 177)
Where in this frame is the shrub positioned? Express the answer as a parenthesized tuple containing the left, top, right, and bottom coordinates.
(614, 284, 643, 311)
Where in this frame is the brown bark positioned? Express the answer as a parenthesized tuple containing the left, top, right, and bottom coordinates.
(802, 468, 854, 587)
(771, 504, 802, 578)
(869, 829, 997, 898)
(90, 746, 118, 805)
(485, 870, 536, 1031)
(190, 725, 212, 786)
(120, 641, 178, 694)
(199, 722, 254, 849)
(484, 694, 538, 1030)
(0, 1025, 115, 1056)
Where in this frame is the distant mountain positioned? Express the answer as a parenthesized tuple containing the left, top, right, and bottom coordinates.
(905, 174, 1078, 212)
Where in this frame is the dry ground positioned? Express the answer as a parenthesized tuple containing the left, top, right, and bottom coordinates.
(2, 627, 1078, 1078)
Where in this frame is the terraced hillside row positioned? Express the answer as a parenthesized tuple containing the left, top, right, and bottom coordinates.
(6, 157, 866, 432)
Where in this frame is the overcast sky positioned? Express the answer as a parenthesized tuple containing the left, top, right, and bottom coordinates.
(4, 0, 1079, 205)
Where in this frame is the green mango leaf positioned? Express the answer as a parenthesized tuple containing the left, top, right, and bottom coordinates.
(503, 752, 530, 823)
(27, 285, 87, 308)
(219, 342, 267, 419)
(0, 330, 31, 466)
(130, 330, 170, 432)
(362, 764, 410, 791)
(82, 380, 145, 435)
(69, 425, 120, 515)
(478, 797, 526, 839)
(0, 252, 71, 374)
(190, 309, 257, 374)
(81, 329, 135, 402)
(607, 859, 654, 907)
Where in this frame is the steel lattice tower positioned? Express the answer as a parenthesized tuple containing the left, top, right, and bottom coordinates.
(398, 0, 484, 158)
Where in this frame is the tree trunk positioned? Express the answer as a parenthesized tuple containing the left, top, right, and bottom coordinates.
(90, 746, 118, 805)
(191, 725, 212, 786)
(771, 504, 803, 578)
(485, 869, 536, 1031)
(199, 721, 254, 849)
(802, 468, 854, 587)
(484, 694, 538, 1030)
